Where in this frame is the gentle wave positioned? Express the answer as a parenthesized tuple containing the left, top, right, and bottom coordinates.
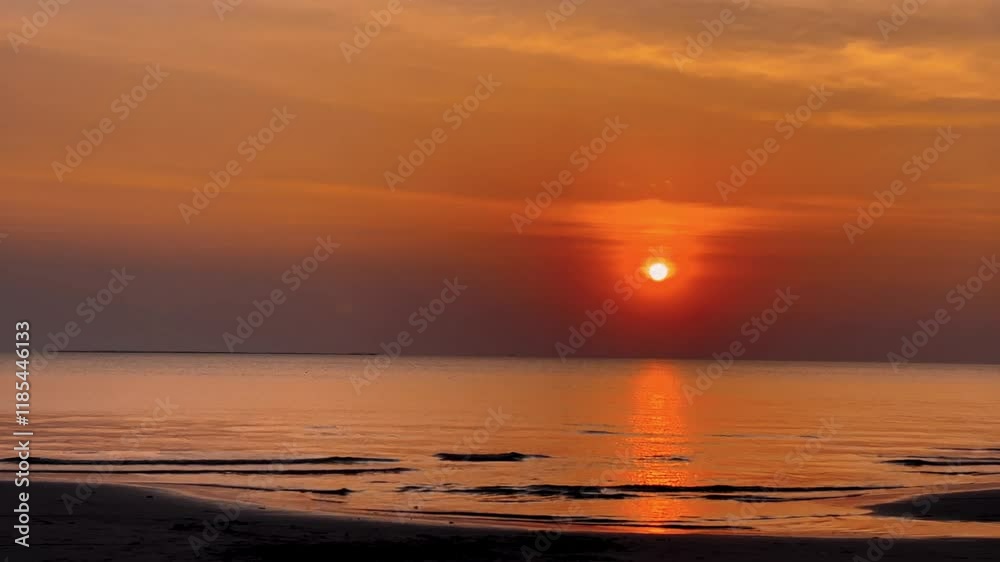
(434, 452, 550, 462)
(700, 492, 867, 503)
(179, 482, 353, 496)
(884, 457, 1000, 467)
(35, 467, 412, 476)
(363, 508, 753, 530)
(642, 455, 691, 463)
(3, 455, 398, 466)
(915, 470, 1000, 476)
(400, 483, 896, 500)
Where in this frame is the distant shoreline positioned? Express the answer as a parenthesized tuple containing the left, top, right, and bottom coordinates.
(7, 349, 1000, 367)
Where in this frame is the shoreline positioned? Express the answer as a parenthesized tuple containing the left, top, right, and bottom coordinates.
(867, 489, 1000, 522)
(8, 481, 1000, 561)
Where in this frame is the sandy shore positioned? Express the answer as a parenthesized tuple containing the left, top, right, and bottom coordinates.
(7, 481, 1000, 561)
(867, 489, 1000, 522)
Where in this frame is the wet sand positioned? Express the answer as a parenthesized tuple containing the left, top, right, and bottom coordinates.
(867, 489, 1000, 522)
(8, 481, 1000, 561)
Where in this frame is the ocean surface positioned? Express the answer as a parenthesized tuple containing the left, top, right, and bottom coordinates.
(9, 354, 1000, 536)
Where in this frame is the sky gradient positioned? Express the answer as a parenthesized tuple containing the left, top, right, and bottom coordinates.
(2, 0, 998, 362)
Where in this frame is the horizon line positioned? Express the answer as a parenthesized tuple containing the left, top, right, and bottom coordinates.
(18, 350, 1000, 368)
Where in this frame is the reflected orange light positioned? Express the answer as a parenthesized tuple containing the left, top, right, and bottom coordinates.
(619, 362, 704, 529)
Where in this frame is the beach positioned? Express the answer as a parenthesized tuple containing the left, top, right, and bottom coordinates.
(8, 480, 1000, 561)
(5, 0, 999, 557)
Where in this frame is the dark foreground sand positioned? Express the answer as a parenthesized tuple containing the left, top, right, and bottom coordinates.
(6, 481, 1000, 561)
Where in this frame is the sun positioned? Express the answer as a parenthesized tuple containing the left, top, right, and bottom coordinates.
(646, 260, 671, 282)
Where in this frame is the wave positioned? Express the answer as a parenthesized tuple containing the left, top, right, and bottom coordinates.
(915, 470, 1000, 476)
(35, 467, 412, 476)
(642, 455, 691, 463)
(401, 483, 895, 500)
(433, 452, 550, 462)
(884, 457, 1000, 467)
(700, 492, 867, 503)
(3, 455, 398, 466)
(179, 482, 353, 496)
(364, 508, 752, 530)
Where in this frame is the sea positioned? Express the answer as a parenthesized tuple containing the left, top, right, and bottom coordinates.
(9, 353, 1000, 537)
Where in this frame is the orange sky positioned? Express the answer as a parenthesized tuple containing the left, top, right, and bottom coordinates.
(1, 0, 998, 361)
